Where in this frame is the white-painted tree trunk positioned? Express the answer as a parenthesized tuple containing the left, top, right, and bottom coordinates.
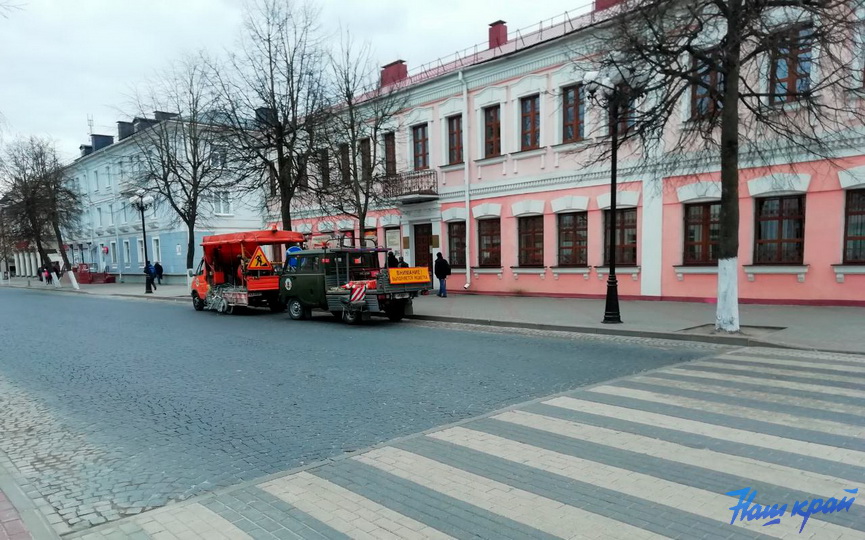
(52, 272, 62, 288)
(715, 257, 740, 333)
(67, 270, 80, 290)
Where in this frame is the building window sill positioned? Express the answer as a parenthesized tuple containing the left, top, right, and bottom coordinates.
(551, 266, 591, 280)
(509, 148, 546, 160)
(832, 264, 865, 283)
(509, 266, 546, 280)
(471, 267, 504, 279)
(214, 213, 235, 217)
(594, 265, 640, 281)
(743, 264, 809, 283)
(552, 140, 590, 153)
(673, 265, 718, 280)
(451, 267, 467, 274)
(474, 155, 506, 166)
(440, 163, 465, 172)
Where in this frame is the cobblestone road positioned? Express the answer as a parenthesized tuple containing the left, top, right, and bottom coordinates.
(0, 288, 716, 535)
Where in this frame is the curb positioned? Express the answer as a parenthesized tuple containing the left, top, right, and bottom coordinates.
(0, 459, 60, 540)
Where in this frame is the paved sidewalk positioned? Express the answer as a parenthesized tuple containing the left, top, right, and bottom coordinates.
(3, 278, 863, 353)
(64, 346, 865, 539)
(0, 489, 31, 540)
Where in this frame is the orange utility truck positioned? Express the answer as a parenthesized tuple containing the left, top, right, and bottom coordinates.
(190, 229, 305, 314)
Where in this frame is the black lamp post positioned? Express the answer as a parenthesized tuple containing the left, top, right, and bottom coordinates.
(586, 70, 629, 324)
(129, 189, 154, 294)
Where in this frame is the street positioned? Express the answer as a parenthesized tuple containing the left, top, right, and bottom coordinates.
(0, 288, 714, 535)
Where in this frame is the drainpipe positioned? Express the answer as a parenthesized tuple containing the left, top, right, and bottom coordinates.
(459, 70, 472, 290)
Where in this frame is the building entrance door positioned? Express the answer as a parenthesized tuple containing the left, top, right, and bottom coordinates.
(413, 223, 433, 285)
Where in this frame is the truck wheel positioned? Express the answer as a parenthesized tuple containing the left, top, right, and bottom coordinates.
(385, 302, 406, 322)
(192, 293, 204, 311)
(287, 298, 309, 320)
(342, 309, 361, 325)
(269, 298, 287, 313)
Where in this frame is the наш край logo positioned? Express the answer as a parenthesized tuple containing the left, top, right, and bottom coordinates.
(727, 487, 858, 533)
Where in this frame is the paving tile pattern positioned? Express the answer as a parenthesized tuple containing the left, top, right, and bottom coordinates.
(0, 490, 31, 540)
(67, 347, 865, 539)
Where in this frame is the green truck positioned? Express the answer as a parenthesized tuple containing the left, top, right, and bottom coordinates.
(279, 247, 431, 324)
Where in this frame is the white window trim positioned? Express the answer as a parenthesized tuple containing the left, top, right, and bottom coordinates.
(318, 221, 335, 233)
(123, 240, 131, 268)
(597, 191, 641, 210)
(404, 107, 434, 170)
(472, 203, 502, 219)
(676, 181, 722, 203)
(380, 214, 400, 227)
(364, 217, 378, 229)
(109, 241, 117, 264)
(839, 166, 865, 190)
(510, 74, 547, 152)
(337, 219, 355, 232)
(152, 237, 161, 264)
(511, 200, 545, 217)
(137, 239, 145, 267)
(438, 98, 464, 167)
(442, 207, 467, 222)
(743, 264, 809, 283)
(833, 265, 865, 283)
(551, 195, 589, 213)
(474, 86, 507, 160)
(295, 223, 313, 234)
(747, 173, 811, 196)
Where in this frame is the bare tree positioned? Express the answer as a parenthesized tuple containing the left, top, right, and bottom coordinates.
(312, 33, 409, 244)
(132, 55, 236, 270)
(0, 136, 80, 272)
(583, 0, 865, 332)
(212, 0, 329, 229)
(0, 204, 13, 277)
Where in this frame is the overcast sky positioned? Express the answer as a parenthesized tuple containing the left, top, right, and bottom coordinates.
(0, 0, 591, 161)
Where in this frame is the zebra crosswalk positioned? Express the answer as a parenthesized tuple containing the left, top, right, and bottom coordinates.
(72, 347, 865, 540)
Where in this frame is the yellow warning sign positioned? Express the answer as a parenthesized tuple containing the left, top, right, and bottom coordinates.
(247, 246, 273, 271)
(388, 267, 430, 284)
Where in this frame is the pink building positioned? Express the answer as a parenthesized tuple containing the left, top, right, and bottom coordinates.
(290, 4, 865, 306)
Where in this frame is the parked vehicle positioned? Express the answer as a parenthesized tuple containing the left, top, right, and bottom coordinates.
(191, 229, 305, 314)
(279, 245, 431, 324)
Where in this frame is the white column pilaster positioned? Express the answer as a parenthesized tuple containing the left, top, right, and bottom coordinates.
(31, 252, 39, 276)
(640, 176, 664, 297)
(13, 253, 20, 276)
(431, 218, 443, 290)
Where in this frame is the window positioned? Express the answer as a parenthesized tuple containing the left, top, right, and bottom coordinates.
(104, 166, 110, 189)
(769, 25, 813, 104)
(122, 203, 128, 223)
(297, 156, 308, 189)
(520, 95, 541, 151)
(604, 208, 638, 266)
(448, 221, 466, 268)
(123, 240, 131, 267)
(99, 243, 105, 264)
(110, 241, 117, 264)
(691, 54, 723, 119)
(754, 195, 805, 264)
(360, 138, 372, 182)
(339, 143, 350, 182)
(412, 124, 429, 170)
(518, 216, 544, 267)
(93, 170, 99, 191)
(683, 203, 721, 264)
(108, 203, 114, 226)
(483, 105, 501, 158)
(478, 219, 501, 267)
(447, 115, 463, 164)
(210, 147, 227, 169)
(318, 149, 330, 188)
(214, 192, 231, 215)
(844, 189, 865, 263)
(97, 207, 103, 227)
(562, 85, 585, 143)
(137, 239, 145, 266)
(384, 132, 396, 176)
(152, 238, 161, 263)
(557, 212, 588, 266)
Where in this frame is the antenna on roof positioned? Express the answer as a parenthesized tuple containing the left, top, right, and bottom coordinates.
(87, 115, 94, 136)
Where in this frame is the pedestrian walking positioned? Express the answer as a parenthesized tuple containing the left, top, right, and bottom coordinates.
(387, 252, 399, 268)
(154, 261, 164, 285)
(145, 260, 157, 291)
(44, 266, 52, 285)
(398, 256, 409, 268)
(434, 252, 451, 298)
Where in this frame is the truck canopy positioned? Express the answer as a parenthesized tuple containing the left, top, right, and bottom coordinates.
(201, 230, 305, 262)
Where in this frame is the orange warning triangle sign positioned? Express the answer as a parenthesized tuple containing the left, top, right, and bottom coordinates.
(247, 246, 273, 271)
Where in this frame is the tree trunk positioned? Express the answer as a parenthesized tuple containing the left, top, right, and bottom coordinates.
(50, 216, 70, 269)
(186, 219, 197, 270)
(716, 11, 742, 333)
(280, 196, 292, 231)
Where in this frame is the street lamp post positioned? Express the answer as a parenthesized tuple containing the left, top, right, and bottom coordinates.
(585, 70, 629, 324)
(129, 189, 155, 294)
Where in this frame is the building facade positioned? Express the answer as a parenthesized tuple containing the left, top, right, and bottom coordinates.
(64, 120, 265, 284)
(289, 4, 865, 306)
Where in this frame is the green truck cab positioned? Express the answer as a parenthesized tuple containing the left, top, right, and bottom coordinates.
(278, 246, 431, 324)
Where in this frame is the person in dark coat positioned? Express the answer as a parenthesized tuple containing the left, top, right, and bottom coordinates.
(144, 260, 157, 291)
(433, 252, 451, 298)
(398, 257, 409, 268)
(154, 262, 164, 284)
(387, 252, 399, 268)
